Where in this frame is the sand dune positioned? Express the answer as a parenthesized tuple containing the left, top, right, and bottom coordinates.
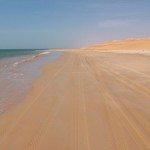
(0, 49, 150, 150)
(85, 38, 150, 51)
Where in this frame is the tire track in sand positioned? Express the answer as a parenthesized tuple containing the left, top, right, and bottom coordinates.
(93, 57, 150, 99)
(100, 66, 150, 98)
(72, 54, 80, 150)
(103, 61, 150, 79)
(78, 54, 91, 150)
(22, 53, 77, 150)
(86, 55, 150, 149)
(82, 55, 119, 149)
(82, 55, 128, 149)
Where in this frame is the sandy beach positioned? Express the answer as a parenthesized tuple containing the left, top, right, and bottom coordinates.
(0, 43, 150, 149)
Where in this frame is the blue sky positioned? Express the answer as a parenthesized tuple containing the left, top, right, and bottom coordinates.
(0, 0, 150, 48)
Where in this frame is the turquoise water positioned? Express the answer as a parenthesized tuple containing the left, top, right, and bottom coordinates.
(0, 49, 63, 113)
(0, 49, 46, 58)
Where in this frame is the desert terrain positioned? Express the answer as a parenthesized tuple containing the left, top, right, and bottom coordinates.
(85, 38, 150, 51)
(0, 39, 150, 150)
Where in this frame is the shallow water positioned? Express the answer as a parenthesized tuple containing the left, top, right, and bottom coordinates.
(0, 51, 63, 113)
(0, 49, 42, 58)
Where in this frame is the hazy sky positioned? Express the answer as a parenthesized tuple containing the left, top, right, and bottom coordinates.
(0, 0, 150, 48)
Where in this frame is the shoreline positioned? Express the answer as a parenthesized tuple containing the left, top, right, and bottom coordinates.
(0, 50, 63, 114)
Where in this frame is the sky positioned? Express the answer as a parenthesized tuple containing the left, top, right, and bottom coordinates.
(0, 0, 150, 48)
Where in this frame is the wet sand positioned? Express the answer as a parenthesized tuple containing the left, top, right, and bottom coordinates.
(0, 50, 150, 149)
(0, 51, 63, 113)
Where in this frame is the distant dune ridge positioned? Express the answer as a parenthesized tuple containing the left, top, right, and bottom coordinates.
(84, 38, 150, 51)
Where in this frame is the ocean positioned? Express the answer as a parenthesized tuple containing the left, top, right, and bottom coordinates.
(0, 49, 63, 114)
(0, 49, 41, 58)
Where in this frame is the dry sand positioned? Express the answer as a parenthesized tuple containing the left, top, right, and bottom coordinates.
(85, 38, 150, 51)
(0, 40, 150, 149)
